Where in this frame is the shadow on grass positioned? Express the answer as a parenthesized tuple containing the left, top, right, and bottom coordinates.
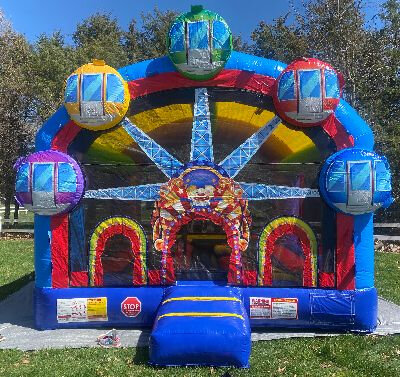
(132, 345, 149, 365)
(0, 271, 35, 301)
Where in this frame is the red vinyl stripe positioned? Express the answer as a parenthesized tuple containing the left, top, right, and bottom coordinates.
(50, 120, 81, 288)
(319, 272, 335, 288)
(322, 117, 355, 290)
(336, 213, 355, 290)
(70, 271, 88, 287)
(50, 215, 69, 288)
(51, 120, 81, 153)
(128, 69, 276, 100)
(322, 114, 354, 150)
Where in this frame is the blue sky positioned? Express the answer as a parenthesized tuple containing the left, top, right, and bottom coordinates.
(1, 0, 385, 43)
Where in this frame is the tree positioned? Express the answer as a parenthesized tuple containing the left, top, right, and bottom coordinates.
(0, 11, 35, 221)
(370, 0, 400, 215)
(73, 13, 129, 68)
(124, 8, 179, 61)
(30, 32, 77, 121)
(251, 15, 308, 62)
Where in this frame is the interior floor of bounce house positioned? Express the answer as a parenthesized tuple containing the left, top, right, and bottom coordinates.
(11, 6, 395, 367)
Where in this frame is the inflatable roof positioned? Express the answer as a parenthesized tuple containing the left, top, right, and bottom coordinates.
(15, 6, 392, 368)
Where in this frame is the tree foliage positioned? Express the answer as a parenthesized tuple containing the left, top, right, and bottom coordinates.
(73, 13, 129, 68)
(125, 9, 179, 61)
(30, 32, 77, 120)
(0, 11, 35, 215)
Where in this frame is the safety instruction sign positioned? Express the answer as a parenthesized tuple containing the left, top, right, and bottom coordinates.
(249, 297, 271, 319)
(271, 298, 298, 319)
(250, 297, 298, 319)
(57, 297, 108, 323)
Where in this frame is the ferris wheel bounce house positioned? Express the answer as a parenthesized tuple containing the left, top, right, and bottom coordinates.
(14, 6, 393, 367)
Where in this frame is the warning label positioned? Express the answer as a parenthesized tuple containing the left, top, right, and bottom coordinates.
(250, 297, 271, 319)
(250, 297, 298, 320)
(87, 298, 108, 321)
(57, 297, 108, 323)
(271, 298, 298, 319)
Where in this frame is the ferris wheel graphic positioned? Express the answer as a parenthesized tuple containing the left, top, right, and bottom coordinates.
(84, 88, 320, 203)
(83, 87, 320, 284)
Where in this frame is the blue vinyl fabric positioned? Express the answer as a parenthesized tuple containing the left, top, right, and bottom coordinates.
(34, 285, 377, 333)
(81, 74, 102, 102)
(34, 287, 164, 330)
(117, 51, 288, 82)
(319, 148, 393, 215)
(298, 69, 321, 98)
(65, 74, 78, 103)
(34, 216, 52, 288)
(122, 118, 184, 178)
(15, 163, 29, 192)
(242, 287, 377, 332)
(34, 106, 71, 288)
(106, 74, 125, 103)
(334, 100, 374, 150)
(354, 214, 374, 289)
(149, 286, 251, 367)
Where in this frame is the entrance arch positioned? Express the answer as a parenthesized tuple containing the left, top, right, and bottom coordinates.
(153, 209, 247, 284)
(151, 165, 252, 285)
(172, 220, 232, 281)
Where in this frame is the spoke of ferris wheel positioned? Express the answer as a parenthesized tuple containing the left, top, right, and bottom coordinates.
(239, 183, 320, 200)
(84, 183, 163, 201)
(122, 118, 184, 178)
(190, 88, 214, 163)
(218, 116, 282, 178)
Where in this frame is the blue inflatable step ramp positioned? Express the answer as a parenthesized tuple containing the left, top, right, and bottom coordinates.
(149, 286, 251, 367)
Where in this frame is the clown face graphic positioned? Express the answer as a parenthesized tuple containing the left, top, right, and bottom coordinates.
(182, 168, 219, 208)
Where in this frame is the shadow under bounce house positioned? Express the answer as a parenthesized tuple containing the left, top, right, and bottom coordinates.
(14, 6, 394, 367)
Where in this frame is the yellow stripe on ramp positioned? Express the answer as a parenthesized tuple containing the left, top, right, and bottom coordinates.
(157, 312, 244, 320)
(162, 296, 241, 305)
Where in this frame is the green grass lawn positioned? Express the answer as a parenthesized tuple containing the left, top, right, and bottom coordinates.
(376, 252, 400, 305)
(0, 335, 399, 377)
(0, 239, 34, 300)
(0, 240, 399, 376)
(1, 210, 34, 229)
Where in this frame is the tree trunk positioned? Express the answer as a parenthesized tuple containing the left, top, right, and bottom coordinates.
(3, 193, 11, 224)
(13, 200, 19, 226)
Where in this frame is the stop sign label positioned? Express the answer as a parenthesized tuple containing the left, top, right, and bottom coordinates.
(121, 297, 142, 317)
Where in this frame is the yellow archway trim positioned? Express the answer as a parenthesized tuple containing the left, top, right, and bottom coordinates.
(258, 217, 317, 286)
(88, 217, 147, 286)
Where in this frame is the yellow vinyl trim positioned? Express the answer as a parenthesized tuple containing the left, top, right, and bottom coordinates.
(86, 102, 320, 163)
(88, 217, 147, 286)
(162, 297, 241, 305)
(157, 312, 244, 320)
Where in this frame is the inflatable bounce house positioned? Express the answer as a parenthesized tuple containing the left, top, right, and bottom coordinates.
(14, 6, 393, 367)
